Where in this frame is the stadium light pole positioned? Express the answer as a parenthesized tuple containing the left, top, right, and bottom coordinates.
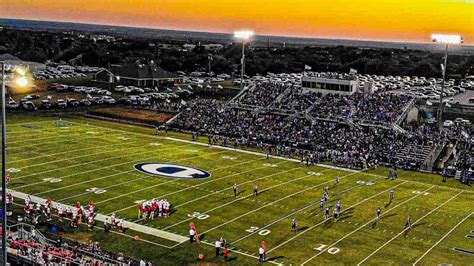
(431, 34, 463, 128)
(234, 30, 254, 91)
(1, 62, 29, 265)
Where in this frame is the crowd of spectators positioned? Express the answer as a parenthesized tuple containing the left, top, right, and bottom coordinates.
(307, 92, 413, 123)
(446, 124, 473, 173)
(172, 98, 449, 170)
(152, 100, 185, 112)
(236, 82, 413, 124)
(238, 83, 290, 107)
(272, 88, 320, 112)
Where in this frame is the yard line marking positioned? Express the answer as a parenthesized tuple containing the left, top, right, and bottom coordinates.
(5, 120, 70, 134)
(7, 122, 150, 146)
(7, 127, 163, 163)
(9, 138, 168, 164)
(13, 141, 173, 170)
(6, 119, 68, 127)
(357, 191, 465, 265)
(7, 128, 135, 148)
(56, 155, 259, 202)
(7, 132, 131, 151)
(186, 169, 362, 235)
(66, 120, 170, 140)
(267, 179, 414, 255)
(299, 186, 436, 265)
(33, 149, 228, 196)
(107, 159, 291, 214)
(195, 240, 281, 265)
(6, 124, 130, 147)
(97, 157, 266, 207)
(7, 129, 111, 144)
(7, 128, 138, 149)
(157, 167, 327, 229)
(231, 180, 407, 245)
(12, 142, 189, 181)
(171, 162, 304, 209)
(69, 119, 356, 174)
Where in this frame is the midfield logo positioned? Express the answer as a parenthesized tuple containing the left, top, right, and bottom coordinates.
(134, 163, 211, 179)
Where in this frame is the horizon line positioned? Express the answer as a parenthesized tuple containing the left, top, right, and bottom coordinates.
(1, 17, 472, 48)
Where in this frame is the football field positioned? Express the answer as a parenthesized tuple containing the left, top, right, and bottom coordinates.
(6, 114, 474, 265)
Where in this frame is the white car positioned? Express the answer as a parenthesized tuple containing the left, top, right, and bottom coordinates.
(114, 85, 127, 92)
(101, 96, 116, 104)
(443, 120, 454, 128)
(57, 99, 67, 108)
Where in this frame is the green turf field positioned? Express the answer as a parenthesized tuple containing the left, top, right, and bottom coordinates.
(5, 114, 474, 265)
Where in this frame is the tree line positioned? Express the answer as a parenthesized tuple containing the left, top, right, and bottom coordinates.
(0, 28, 473, 78)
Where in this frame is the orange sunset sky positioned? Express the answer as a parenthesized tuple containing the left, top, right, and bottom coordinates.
(0, 0, 473, 44)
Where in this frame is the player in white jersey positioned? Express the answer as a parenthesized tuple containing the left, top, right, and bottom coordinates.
(24, 195, 31, 206)
(66, 207, 73, 219)
(233, 183, 238, 197)
(57, 206, 64, 222)
(111, 212, 116, 228)
(88, 215, 95, 231)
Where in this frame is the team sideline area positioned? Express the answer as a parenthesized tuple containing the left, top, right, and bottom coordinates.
(5, 114, 473, 265)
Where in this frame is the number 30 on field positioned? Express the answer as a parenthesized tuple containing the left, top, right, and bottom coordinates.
(314, 244, 340, 254)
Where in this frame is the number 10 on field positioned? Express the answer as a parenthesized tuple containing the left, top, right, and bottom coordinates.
(314, 244, 340, 254)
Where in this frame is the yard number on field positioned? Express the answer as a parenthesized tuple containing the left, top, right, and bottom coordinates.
(86, 187, 107, 194)
(42, 178, 62, 183)
(263, 163, 278, 167)
(307, 171, 322, 176)
(412, 190, 430, 196)
(245, 226, 271, 236)
(314, 244, 340, 254)
(187, 212, 209, 220)
(356, 180, 375, 186)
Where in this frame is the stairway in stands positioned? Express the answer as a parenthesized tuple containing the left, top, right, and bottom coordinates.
(395, 143, 434, 167)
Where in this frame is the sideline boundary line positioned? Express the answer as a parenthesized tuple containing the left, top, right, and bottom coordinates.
(165, 137, 359, 173)
(9, 190, 188, 244)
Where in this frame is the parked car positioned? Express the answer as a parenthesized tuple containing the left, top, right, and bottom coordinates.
(67, 98, 80, 107)
(101, 96, 116, 104)
(57, 99, 67, 108)
(24, 94, 40, 100)
(22, 101, 37, 111)
(41, 99, 52, 109)
(7, 98, 19, 109)
(90, 97, 104, 104)
(80, 99, 91, 106)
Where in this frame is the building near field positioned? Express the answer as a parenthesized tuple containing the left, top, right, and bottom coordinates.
(95, 60, 182, 87)
(302, 72, 359, 95)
